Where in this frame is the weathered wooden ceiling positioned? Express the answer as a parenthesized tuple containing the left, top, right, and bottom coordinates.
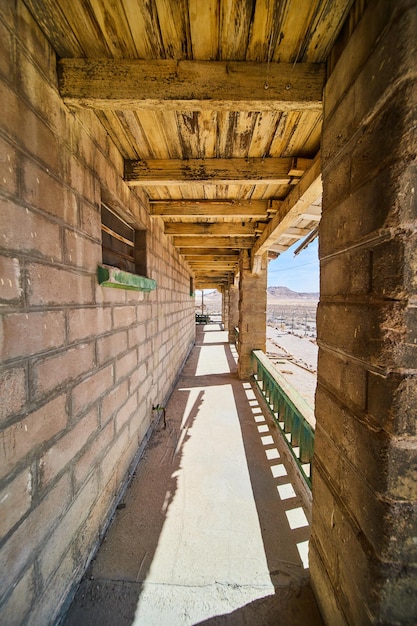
(25, 0, 354, 288)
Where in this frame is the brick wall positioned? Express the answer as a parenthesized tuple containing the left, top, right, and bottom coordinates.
(0, 2, 195, 623)
(310, 1, 417, 624)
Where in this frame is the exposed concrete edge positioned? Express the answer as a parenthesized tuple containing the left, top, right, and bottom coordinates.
(57, 336, 195, 625)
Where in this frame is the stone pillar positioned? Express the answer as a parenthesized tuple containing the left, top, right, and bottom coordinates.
(222, 284, 229, 330)
(237, 251, 267, 379)
(310, 2, 417, 625)
(228, 279, 239, 344)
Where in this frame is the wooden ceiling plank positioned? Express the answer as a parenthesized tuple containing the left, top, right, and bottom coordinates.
(124, 157, 307, 186)
(219, 0, 253, 60)
(252, 152, 322, 257)
(87, 0, 138, 58)
(154, 0, 191, 59)
(302, 0, 355, 62)
(23, 0, 85, 57)
(189, 0, 219, 60)
(120, 0, 165, 58)
(150, 199, 267, 218)
(58, 59, 325, 111)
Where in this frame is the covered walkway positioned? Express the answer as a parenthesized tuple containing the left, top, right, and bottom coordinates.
(63, 326, 322, 625)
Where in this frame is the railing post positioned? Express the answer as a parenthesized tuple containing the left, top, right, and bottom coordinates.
(251, 350, 314, 490)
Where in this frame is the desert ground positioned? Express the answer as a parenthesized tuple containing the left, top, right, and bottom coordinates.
(195, 289, 319, 411)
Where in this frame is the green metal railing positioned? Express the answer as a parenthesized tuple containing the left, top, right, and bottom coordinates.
(252, 350, 315, 489)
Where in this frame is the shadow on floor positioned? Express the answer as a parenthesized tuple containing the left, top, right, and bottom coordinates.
(63, 326, 322, 626)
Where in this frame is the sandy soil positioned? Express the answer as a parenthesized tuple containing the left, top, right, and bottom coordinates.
(266, 327, 318, 411)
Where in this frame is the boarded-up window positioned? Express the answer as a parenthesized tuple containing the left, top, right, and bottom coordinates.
(101, 203, 147, 275)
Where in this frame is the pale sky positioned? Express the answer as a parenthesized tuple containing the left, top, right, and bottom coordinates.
(267, 237, 319, 293)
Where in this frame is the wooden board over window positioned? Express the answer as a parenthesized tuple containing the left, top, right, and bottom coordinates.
(101, 203, 135, 273)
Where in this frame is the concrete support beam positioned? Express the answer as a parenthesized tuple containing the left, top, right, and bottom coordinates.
(237, 251, 267, 379)
(222, 285, 229, 330)
(228, 282, 239, 344)
(310, 1, 417, 624)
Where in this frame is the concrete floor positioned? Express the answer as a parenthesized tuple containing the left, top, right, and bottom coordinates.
(63, 326, 323, 626)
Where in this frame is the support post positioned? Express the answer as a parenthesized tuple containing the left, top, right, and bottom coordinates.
(228, 278, 239, 344)
(237, 250, 267, 379)
(310, 1, 417, 624)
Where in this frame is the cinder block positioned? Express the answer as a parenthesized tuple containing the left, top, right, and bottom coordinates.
(71, 366, 113, 418)
(27, 263, 94, 307)
(127, 323, 147, 348)
(0, 198, 63, 262)
(34, 342, 95, 397)
(0, 256, 22, 303)
(68, 306, 112, 343)
(310, 471, 373, 626)
(0, 365, 26, 421)
(320, 249, 371, 298)
(99, 428, 130, 491)
(14, 0, 57, 83)
(0, 468, 32, 538)
(128, 362, 147, 394)
(68, 155, 97, 205)
(368, 370, 417, 436)
(22, 159, 77, 225)
(317, 348, 367, 412)
(0, 564, 35, 626)
(100, 379, 129, 426)
(0, 473, 71, 593)
(115, 349, 138, 383)
(0, 135, 18, 195)
(0, 394, 67, 480)
(64, 229, 101, 271)
(97, 330, 128, 366)
(80, 200, 101, 241)
(26, 548, 75, 626)
(115, 393, 137, 433)
(112, 306, 137, 329)
(16, 44, 64, 143)
(74, 422, 113, 489)
(0, 310, 65, 361)
(40, 471, 99, 585)
(2, 83, 60, 174)
(39, 407, 98, 488)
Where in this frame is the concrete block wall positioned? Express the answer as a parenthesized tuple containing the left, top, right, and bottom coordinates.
(0, 2, 195, 624)
(310, 1, 417, 624)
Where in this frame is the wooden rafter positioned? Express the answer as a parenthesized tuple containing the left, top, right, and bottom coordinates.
(252, 153, 322, 257)
(184, 255, 239, 262)
(173, 236, 255, 248)
(58, 59, 325, 111)
(178, 248, 239, 256)
(125, 157, 312, 186)
(164, 222, 261, 236)
(150, 200, 268, 218)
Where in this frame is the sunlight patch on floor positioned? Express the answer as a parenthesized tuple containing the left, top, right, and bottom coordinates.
(133, 382, 274, 625)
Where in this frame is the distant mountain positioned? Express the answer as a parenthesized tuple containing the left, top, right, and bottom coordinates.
(267, 286, 319, 299)
(199, 287, 319, 301)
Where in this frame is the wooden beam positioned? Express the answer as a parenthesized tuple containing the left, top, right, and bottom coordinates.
(165, 222, 258, 236)
(179, 248, 239, 256)
(252, 153, 322, 257)
(125, 157, 311, 186)
(150, 200, 268, 218)
(58, 59, 325, 111)
(184, 255, 240, 262)
(173, 236, 255, 248)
